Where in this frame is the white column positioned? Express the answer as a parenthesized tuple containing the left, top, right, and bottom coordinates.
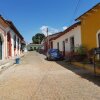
(11, 33, 14, 57)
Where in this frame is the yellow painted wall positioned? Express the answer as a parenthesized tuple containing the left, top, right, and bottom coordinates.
(81, 8, 100, 50)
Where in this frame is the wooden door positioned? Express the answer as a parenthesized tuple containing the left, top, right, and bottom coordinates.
(7, 33, 11, 57)
(50, 41, 53, 49)
(62, 41, 65, 56)
(70, 36, 75, 52)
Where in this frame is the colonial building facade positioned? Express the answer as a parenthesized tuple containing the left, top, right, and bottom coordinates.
(0, 15, 25, 60)
(42, 32, 62, 52)
(50, 22, 81, 56)
(76, 3, 100, 50)
(42, 3, 100, 57)
(27, 43, 42, 51)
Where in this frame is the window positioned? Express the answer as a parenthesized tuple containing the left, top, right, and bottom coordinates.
(62, 41, 65, 56)
(17, 38, 19, 50)
(65, 38, 68, 43)
(70, 36, 75, 52)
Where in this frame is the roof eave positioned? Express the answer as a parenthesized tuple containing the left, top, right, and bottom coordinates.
(6, 20, 24, 40)
(75, 3, 100, 21)
(51, 22, 81, 40)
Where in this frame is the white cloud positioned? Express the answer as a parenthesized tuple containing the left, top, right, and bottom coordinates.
(40, 25, 59, 36)
(40, 26, 48, 32)
(63, 26, 68, 30)
(40, 26, 48, 36)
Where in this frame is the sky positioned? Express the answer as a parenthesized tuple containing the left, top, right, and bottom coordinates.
(0, 0, 100, 43)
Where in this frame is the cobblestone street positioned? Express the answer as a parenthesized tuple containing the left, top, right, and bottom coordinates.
(0, 51, 100, 100)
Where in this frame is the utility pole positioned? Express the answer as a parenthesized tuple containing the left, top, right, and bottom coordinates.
(46, 27, 49, 50)
(39, 36, 40, 44)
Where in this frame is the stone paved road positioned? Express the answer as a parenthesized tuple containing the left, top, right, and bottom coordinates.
(0, 51, 100, 100)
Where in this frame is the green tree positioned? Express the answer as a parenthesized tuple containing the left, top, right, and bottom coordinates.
(32, 33, 45, 44)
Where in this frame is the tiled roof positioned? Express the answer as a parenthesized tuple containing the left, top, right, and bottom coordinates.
(0, 15, 24, 40)
(44, 32, 62, 42)
(49, 32, 63, 41)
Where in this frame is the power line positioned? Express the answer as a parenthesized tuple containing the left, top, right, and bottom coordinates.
(73, 0, 81, 17)
(70, 0, 81, 24)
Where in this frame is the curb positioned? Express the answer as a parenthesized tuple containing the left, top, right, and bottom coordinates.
(0, 60, 15, 72)
(72, 62, 100, 74)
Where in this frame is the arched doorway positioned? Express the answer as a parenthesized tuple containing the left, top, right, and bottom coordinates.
(7, 32, 12, 57)
(0, 36, 2, 60)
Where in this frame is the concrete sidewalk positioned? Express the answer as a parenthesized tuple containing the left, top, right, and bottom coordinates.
(0, 53, 26, 72)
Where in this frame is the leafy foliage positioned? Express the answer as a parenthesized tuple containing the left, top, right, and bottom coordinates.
(32, 33, 45, 44)
(75, 45, 87, 55)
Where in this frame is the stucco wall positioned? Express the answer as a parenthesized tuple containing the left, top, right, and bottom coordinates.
(5, 27, 22, 58)
(53, 26, 81, 52)
(81, 8, 100, 49)
(0, 18, 23, 60)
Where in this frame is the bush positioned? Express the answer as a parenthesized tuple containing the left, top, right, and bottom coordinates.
(75, 45, 87, 55)
(74, 45, 87, 61)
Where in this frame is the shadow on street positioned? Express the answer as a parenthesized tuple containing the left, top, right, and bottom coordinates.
(55, 61, 100, 87)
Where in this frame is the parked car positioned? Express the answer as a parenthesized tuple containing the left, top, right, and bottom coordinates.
(46, 49, 64, 61)
(36, 48, 44, 54)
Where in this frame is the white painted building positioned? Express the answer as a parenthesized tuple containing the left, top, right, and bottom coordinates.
(51, 22, 81, 56)
(0, 24, 7, 60)
(0, 15, 25, 60)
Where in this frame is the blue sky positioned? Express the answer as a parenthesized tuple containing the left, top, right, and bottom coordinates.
(0, 0, 100, 42)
